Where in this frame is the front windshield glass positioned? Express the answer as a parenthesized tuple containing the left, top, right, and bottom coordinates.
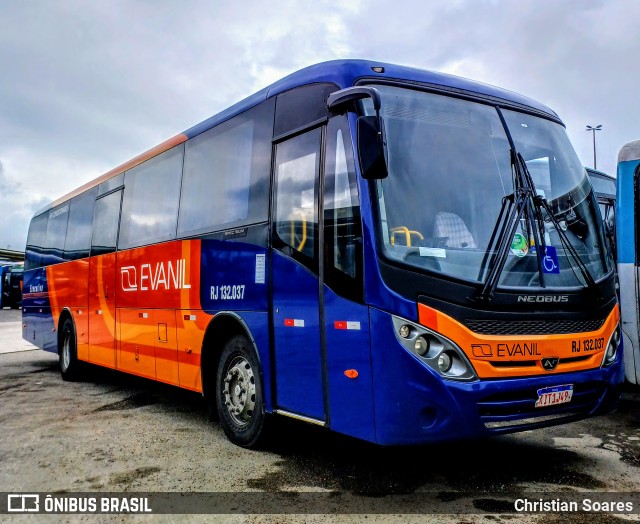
(588, 173, 616, 197)
(366, 85, 611, 288)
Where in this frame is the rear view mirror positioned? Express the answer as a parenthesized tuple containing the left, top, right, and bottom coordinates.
(328, 86, 388, 180)
(357, 116, 388, 180)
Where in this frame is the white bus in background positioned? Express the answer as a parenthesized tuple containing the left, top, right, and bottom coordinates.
(616, 140, 640, 385)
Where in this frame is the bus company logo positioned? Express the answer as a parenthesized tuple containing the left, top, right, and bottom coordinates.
(471, 344, 493, 357)
(541, 357, 560, 370)
(497, 342, 541, 357)
(517, 295, 569, 303)
(121, 259, 191, 292)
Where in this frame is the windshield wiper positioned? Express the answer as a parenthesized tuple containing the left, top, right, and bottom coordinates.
(476, 149, 597, 303)
(476, 149, 544, 302)
(515, 151, 598, 291)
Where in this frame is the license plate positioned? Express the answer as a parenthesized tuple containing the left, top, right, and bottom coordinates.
(535, 384, 573, 408)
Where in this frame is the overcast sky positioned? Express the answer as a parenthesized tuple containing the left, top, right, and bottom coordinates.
(1, 0, 638, 250)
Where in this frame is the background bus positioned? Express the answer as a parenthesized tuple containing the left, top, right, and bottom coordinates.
(0, 265, 11, 308)
(2, 263, 23, 309)
(586, 167, 616, 261)
(616, 140, 640, 385)
(24, 60, 622, 447)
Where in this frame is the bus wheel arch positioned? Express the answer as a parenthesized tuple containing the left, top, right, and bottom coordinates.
(200, 313, 268, 447)
(58, 311, 81, 381)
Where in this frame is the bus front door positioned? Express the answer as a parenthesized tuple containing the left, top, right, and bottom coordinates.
(271, 128, 326, 422)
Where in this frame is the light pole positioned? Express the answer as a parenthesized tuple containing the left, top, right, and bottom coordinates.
(586, 124, 602, 170)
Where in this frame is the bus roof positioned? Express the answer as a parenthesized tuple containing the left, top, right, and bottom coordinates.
(39, 59, 561, 214)
(618, 140, 640, 163)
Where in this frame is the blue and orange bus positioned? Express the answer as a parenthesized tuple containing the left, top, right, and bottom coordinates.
(616, 140, 640, 386)
(23, 60, 622, 447)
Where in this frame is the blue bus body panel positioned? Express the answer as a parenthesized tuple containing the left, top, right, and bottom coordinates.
(271, 250, 325, 419)
(323, 286, 376, 442)
(22, 267, 56, 353)
(616, 150, 640, 384)
(617, 159, 639, 264)
(199, 239, 269, 313)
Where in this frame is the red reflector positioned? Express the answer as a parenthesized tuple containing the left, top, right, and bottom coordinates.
(334, 321, 347, 330)
(344, 369, 359, 379)
(284, 319, 295, 327)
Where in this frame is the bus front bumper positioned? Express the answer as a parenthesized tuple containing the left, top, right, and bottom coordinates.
(370, 310, 624, 446)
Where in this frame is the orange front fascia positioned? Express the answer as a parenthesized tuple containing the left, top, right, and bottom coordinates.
(418, 303, 620, 378)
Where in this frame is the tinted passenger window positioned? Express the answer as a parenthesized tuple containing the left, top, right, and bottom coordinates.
(44, 203, 70, 265)
(274, 128, 321, 261)
(324, 118, 362, 301)
(178, 100, 274, 238)
(92, 190, 122, 256)
(64, 188, 97, 260)
(274, 84, 337, 138)
(119, 146, 184, 249)
(98, 173, 124, 196)
(25, 213, 48, 270)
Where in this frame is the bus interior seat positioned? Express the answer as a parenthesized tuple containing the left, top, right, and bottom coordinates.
(433, 212, 477, 248)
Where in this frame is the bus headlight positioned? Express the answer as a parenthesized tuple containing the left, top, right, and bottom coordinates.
(392, 316, 477, 381)
(399, 324, 412, 339)
(414, 336, 429, 355)
(437, 352, 453, 373)
(601, 322, 621, 367)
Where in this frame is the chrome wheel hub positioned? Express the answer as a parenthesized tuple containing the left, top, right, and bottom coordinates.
(222, 356, 256, 426)
(62, 332, 71, 371)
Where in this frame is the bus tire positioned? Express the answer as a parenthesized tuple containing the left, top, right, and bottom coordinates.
(59, 318, 81, 381)
(215, 334, 268, 448)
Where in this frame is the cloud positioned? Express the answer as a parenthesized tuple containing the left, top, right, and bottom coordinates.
(0, 158, 49, 250)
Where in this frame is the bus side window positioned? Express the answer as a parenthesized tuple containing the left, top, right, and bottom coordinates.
(64, 188, 97, 261)
(324, 117, 363, 302)
(25, 213, 48, 270)
(274, 128, 321, 265)
(44, 203, 70, 265)
(178, 100, 273, 238)
(91, 190, 122, 256)
(119, 145, 183, 250)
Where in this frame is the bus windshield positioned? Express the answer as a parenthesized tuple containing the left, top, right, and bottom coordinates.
(368, 85, 610, 289)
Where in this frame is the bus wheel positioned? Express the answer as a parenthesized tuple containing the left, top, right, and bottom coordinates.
(215, 335, 267, 448)
(59, 318, 81, 381)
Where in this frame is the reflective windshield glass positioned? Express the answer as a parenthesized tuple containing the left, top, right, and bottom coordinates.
(367, 85, 611, 288)
(588, 173, 616, 197)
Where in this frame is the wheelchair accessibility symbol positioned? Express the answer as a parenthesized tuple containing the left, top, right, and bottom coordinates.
(542, 246, 560, 274)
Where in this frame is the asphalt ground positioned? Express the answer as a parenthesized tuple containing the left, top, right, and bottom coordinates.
(0, 307, 639, 523)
